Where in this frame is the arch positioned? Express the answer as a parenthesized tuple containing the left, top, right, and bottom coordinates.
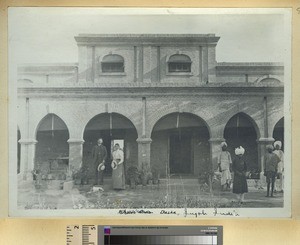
(256, 75, 282, 83)
(18, 79, 33, 84)
(223, 112, 259, 172)
(83, 113, 138, 177)
(35, 113, 70, 170)
(151, 112, 210, 176)
(148, 108, 212, 138)
(221, 111, 261, 139)
(167, 54, 192, 72)
(33, 112, 70, 139)
(102, 54, 124, 63)
(81, 110, 141, 140)
(101, 54, 124, 73)
(168, 54, 191, 63)
(273, 117, 284, 150)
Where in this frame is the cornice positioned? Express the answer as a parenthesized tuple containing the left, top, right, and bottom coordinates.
(17, 84, 284, 99)
(74, 34, 220, 46)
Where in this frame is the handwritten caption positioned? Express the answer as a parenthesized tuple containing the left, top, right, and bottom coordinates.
(118, 208, 239, 217)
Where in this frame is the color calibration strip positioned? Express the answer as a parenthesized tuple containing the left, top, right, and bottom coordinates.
(67, 225, 222, 245)
(104, 235, 217, 245)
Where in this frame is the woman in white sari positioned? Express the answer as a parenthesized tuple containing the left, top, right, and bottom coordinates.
(111, 143, 126, 190)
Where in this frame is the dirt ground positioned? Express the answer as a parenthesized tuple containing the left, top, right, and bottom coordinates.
(18, 178, 283, 210)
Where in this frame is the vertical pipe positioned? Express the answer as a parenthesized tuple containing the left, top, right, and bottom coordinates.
(91, 46, 95, 83)
(25, 98, 29, 178)
(142, 97, 146, 137)
(157, 46, 160, 83)
(110, 113, 112, 137)
(264, 96, 268, 137)
(134, 46, 137, 82)
(199, 46, 202, 83)
(140, 46, 144, 83)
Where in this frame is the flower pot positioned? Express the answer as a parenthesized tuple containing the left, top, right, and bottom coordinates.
(130, 178, 136, 189)
(74, 179, 81, 185)
(142, 177, 147, 186)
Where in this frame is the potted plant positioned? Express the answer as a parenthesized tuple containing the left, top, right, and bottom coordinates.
(126, 166, 139, 189)
(151, 166, 160, 185)
(32, 167, 42, 189)
(72, 166, 89, 185)
(140, 162, 152, 186)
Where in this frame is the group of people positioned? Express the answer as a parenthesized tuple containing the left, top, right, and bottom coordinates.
(218, 140, 284, 203)
(91, 138, 126, 190)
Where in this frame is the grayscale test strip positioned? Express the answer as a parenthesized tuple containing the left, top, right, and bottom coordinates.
(67, 225, 222, 245)
(67, 225, 97, 245)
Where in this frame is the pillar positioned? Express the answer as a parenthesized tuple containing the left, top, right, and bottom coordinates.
(67, 139, 84, 171)
(18, 139, 37, 180)
(136, 137, 152, 170)
(209, 137, 225, 171)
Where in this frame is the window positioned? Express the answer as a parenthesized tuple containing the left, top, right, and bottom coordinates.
(101, 54, 124, 73)
(168, 54, 191, 73)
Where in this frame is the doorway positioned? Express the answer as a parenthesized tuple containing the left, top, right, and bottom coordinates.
(169, 132, 192, 174)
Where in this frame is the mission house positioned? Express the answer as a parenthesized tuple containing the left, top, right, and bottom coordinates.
(16, 34, 284, 183)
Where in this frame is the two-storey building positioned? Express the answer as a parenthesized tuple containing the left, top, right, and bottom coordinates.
(17, 34, 284, 182)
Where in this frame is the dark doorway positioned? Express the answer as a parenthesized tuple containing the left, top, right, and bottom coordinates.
(151, 112, 210, 177)
(224, 113, 258, 172)
(35, 114, 69, 167)
(273, 117, 284, 151)
(83, 113, 138, 179)
(169, 132, 192, 174)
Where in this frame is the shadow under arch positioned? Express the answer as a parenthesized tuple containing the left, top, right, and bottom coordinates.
(35, 113, 70, 170)
(150, 112, 210, 177)
(273, 117, 284, 151)
(223, 112, 259, 172)
(83, 112, 138, 178)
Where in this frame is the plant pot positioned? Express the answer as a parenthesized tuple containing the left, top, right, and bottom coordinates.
(142, 177, 147, 186)
(130, 178, 136, 189)
(74, 179, 81, 185)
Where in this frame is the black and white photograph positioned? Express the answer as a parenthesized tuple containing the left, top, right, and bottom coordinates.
(8, 8, 291, 217)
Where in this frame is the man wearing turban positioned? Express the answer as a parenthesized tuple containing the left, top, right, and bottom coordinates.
(232, 146, 248, 204)
(264, 145, 280, 197)
(273, 141, 284, 193)
(218, 142, 232, 191)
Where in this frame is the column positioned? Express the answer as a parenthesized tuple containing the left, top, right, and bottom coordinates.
(209, 137, 225, 171)
(18, 139, 37, 181)
(136, 137, 152, 170)
(68, 139, 85, 171)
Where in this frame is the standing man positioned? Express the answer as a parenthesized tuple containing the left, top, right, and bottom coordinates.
(263, 145, 280, 197)
(218, 142, 232, 191)
(92, 138, 107, 186)
(273, 141, 284, 193)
